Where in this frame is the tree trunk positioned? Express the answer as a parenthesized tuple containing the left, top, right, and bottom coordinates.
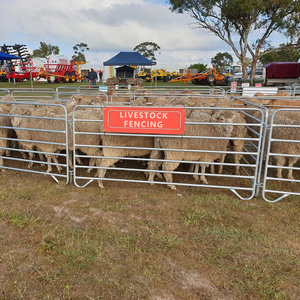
(241, 61, 248, 79)
(249, 59, 258, 86)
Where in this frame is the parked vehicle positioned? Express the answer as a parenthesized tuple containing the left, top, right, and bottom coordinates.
(223, 65, 242, 76)
(259, 62, 300, 86)
(228, 62, 300, 86)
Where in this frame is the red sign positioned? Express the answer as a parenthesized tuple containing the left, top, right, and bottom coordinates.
(231, 81, 237, 91)
(103, 107, 186, 134)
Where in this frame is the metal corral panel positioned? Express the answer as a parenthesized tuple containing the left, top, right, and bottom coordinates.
(72, 104, 264, 200)
(0, 101, 70, 184)
(262, 109, 300, 202)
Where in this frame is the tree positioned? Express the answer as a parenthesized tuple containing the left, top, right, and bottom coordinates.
(211, 52, 233, 72)
(168, 0, 299, 84)
(32, 42, 60, 57)
(259, 44, 300, 65)
(237, 57, 252, 68)
(188, 63, 207, 72)
(133, 42, 161, 61)
(72, 43, 89, 62)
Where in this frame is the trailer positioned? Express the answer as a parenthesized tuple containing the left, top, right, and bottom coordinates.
(261, 62, 300, 86)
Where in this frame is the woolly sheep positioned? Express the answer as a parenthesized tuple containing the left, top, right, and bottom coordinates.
(147, 111, 235, 190)
(10, 104, 69, 172)
(270, 114, 300, 179)
(10, 103, 103, 173)
(0, 94, 15, 164)
(96, 132, 155, 188)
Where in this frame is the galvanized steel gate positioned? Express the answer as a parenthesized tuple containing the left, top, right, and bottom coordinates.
(72, 104, 265, 200)
(0, 101, 70, 184)
(1, 96, 300, 202)
(262, 109, 300, 202)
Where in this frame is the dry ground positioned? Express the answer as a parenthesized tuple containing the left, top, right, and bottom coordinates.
(0, 166, 299, 300)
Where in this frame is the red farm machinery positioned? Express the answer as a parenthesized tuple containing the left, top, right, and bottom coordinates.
(38, 55, 85, 83)
(0, 45, 85, 83)
(7, 56, 85, 83)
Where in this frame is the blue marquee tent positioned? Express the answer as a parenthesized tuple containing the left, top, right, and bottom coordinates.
(0, 51, 22, 60)
(103, 51, 156, 66)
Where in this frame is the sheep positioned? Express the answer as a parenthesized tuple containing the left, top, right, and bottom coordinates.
(11, 103, 103, 173)
(147, 111, 235, 190)
(130, 97, 148, 106)
(270, 114, 300, 180)
(0, 107, 11, 168)
(150, 96, 170, 106)
(185, 111, 224, 181)
(95, 128, 155, 188)
(0, 94, 15, 163)
(67, 94, 106, 109)
(216, 110, 247, 175)
(72, 107, 103, 172)
(95, 96, 188, 187)
(10, 104, 69, 172)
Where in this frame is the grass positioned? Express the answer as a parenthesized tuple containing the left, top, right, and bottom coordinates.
(0, 79, 299, 298)
(0, 78, 204, 91)
(0, 170, 299, 299)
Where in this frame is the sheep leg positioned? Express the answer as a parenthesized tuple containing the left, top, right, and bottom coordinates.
(53, 155, 62, 173)
(287, 157, 298, 180)
(189, 163, 195, 172)
(162, 161, 180, 190)
(87, 158, 96, 173)
(5, 142, 10, 156)
(87, 149, 103, 173)
(45, 155, 53, 173)
(200, 164, 209, 184)
(75, 149, 83, 164)
(218, 153, 226, 174)
(193, 164, 200, 181)
(0, 155, 3, 168)
(210, 163, 215, 174)
(147, 150, 163, 183)
(45, 155, 62, 173)
(96, 158, 118, 188)
(38, 153, 45, 167)
(275, 156, 285, 179)
(27, 152, 35, 168)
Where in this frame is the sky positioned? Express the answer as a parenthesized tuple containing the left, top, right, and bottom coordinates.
(0, 0, 288, 72)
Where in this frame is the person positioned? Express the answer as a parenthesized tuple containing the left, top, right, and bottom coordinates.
(88, 68, 97, 87)
(99, 70, 103, 83)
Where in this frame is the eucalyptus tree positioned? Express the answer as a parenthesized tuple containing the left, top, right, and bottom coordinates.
(72, 43, 89, 62)
(168, 0, 300, 82)
(32, 42, 60, 57)
(133, 42, 161, 61)
(211, 52, 233, 72)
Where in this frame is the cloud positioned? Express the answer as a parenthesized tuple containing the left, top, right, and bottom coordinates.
(0, 0, 287, 71)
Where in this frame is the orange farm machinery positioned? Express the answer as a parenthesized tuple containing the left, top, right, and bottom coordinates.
(170, 68, 227, 85)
